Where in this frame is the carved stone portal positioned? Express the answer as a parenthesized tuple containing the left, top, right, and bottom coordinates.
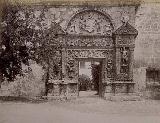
(48, 10, 138, 98)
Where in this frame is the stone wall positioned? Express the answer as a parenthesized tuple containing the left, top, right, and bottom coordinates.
(133, 67, 146, 92)
(133, 3, 160, 99)
(135, 3, 160, 68)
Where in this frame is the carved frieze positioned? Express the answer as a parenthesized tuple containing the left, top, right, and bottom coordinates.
(67, 49, 107, 58)
(67, 11, 113, 35)
(65, 36, 113, 47)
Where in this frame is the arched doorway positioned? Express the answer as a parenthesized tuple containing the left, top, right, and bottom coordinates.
(64, 10, 114, 98)
(78, 59, 104, 97)
(47, 9, 138, 99)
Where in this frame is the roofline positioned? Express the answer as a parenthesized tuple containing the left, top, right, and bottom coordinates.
(113, 22, 138, 35)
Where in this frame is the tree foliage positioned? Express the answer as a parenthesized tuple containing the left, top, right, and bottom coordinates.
(0, 4, 63, 84)
(0, 5, 29, 81)
(78, 74, 91, 91)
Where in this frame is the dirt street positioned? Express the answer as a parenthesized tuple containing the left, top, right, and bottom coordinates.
(0, 97, 160, 123)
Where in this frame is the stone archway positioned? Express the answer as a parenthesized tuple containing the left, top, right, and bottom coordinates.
(66, 10, 114, 35)
(48, 9, 138, 99)
(62, 10, 114, 98)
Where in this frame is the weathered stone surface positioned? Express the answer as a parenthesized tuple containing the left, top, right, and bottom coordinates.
(135, 3, 160, 68)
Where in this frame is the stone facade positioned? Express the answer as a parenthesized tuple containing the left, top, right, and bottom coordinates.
(132, 3, 160, 99)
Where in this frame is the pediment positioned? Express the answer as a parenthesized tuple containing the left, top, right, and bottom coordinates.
(66, 10, 114, 36)
(114, 22, 138, 35)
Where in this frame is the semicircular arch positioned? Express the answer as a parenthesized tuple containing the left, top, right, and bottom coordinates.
(66, 9, 114, 35)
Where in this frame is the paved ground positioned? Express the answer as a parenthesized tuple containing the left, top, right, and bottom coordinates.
(0, 95, 160, 123)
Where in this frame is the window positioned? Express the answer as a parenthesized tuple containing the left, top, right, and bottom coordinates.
(146, 69, 160, 83)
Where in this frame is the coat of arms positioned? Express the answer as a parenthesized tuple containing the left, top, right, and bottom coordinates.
(79, 14, 96, 33)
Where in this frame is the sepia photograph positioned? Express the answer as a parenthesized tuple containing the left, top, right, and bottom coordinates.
(0, 0, 160, 122)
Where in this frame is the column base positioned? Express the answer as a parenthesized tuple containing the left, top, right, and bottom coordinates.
(47, 80, 78, 100)
(104, 81, 142, 101)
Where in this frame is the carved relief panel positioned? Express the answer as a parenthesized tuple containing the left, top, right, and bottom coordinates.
(66, 55, 78, 79)
(49, 50, 62, 80)
(106, 50, 115, 78)
(116, 35, 135, 46)
(67, 11, 114, 35)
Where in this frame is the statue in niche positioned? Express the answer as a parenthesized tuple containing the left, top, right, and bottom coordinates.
(120, 47, 129, 73)
(67, 59, 76, 78)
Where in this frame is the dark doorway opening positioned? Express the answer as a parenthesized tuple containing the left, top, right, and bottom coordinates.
(78, 59, 102, 97)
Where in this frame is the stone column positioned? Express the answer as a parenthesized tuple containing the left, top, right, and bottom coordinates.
(129, 48, 134, 80)
(61, 48, 67, 80)
(116, 47, 121, 75)
(61, 48, 69, 97)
